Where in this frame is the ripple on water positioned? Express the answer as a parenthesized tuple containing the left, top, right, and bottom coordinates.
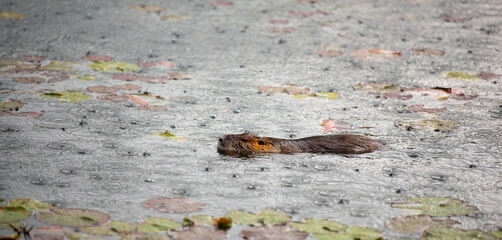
(47, 141, 75, 150)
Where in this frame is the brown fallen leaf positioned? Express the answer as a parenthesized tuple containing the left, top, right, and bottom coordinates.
(84, 54, 113, 61)
(410, 48, 445, 56)
(259, 84, 310, 95)
(321, 119, 352, 132)
(408, 104, 447, 113)
(19, 55, 46, 62)
(97, 94, 129, 102)
(269, 19, 289, 24)
(352, 49, 402, 62)
(211, 1, 234, 6)
(14, 77, 45, 84)
(442, 15, 472, 23)
(477, 72, 502, 80)
(114, 84, 142, 91)
(131, 5, 165, 13)
(112, 74, 139, 81)
(0, 111, 43, 118)
(383, 93, 413, 100)
(87, 86, 119, 94)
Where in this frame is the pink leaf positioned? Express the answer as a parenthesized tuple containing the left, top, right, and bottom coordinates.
(383, 93, 413, 100)
(112, 74, 139, 81)
(269, 19, 289, 24)
(84, 54, 113, 61)
(97, 94, 129, 102)
(352, 49, 402, 62)
(409, 104, 446, 113)
(19, 55, 46, 62)
(321, 119, 352, 132)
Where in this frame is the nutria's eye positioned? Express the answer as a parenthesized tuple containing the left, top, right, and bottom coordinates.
(257, 140, 265, 145)
(218, 138, 223, 143)
(240, 138, 248, 142)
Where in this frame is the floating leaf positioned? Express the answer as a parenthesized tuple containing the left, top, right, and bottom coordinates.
(168, 72, 192, 80)
(13, 77, 45, 84)
(112, 74, 139, 81)
(294, 92, 340, 100)
(215, 217, 232, 231)
(211, 1, 234, 6)
(128, 94, 167, 108)
(0, 99, 23, 111)
(386, 215, 459, 235)
(289, 11, 317, 17)
(78, 75, 96, 81)
(269, 19, 289, 24)
(168, 225, 226, 240)
(267, 27, 297, 33)
(225, 210, 257, 225)
(383, 93, 413, 100)
(143, 197, 206, 214)
(408, 105, 447, 114)
(88, 61, 140, 73)
(411, 48, 445, 56)
(354, 83, 405, 93)
(189, 215, 215, 225)
(97, 94, 129, 102)
(160, 15, 189, 21)
(391, 197, 477, 217)
(131, 5, 165, 13)
(352, 49, 402, 62)
(450, 93, 477, 100)
(80, 220, 136, 235)
(40, 61, 75, 71)
(259, 84, 309, 95)
(240, 225, 308, 240)
(298, 0, 319, 3)
(36, 208, 110, 228)
(139, 76, 171, 83)
(32, 227, 72, 240)
(87, 86, 119, 94)
(0, 12, 27, 19)
(315, 44, 343, 57)
(321, 119, 352, 132)
(139, 61, 175, 68)
(84, 54, 113, 61)
(0, 111, 43, 118)
(41, 91, 92, 102)
(9, 198, 54, 212)
(290, 218, 347, 235)
(141, 105, 166, 111)
(121, 234, 170, 240)
(19, 55, 46, 62)
(137, 217, 181, 233)
(224, 209, 291, 226)
(114, 84, 141, 91)
(0, 207, 31, 223)
(423, 227, 499, 240)
(395, 119, 460, 131)
(441, 15, 472, 23)
(443, 71, 479, 80)
(477, 72, 502, 81)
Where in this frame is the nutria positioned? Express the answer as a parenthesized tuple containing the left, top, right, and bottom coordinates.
(217, 132, 382, 156)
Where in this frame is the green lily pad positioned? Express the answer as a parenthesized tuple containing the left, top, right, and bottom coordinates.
(41, 91, 92, 102)
(386, 215, 459, 235)
(78, 76, 96, 81)
(225, 210, 257, 225)
(294, 92, 340, 100)
(353, 83, 406, 94)
(423, 227, 500, 240)
(0, 12, 27, 19)
(395, 119, 460, 131)
(9, 198, 54, 212)
(137, 217, 181, 233)
(40, 61, 75, 71)
(443, 71, 479, 80)
(36, 208, 111, 228)
(88, 61, 140, 73)
(0, 207, 31, 223)
(291, 218, 347, 235)
(154, 131, 188, 141)
(0, 99, 23, 111)
(80, 220, 136, 235)
(189, 215, 215, 225)
(313, 226, 382, 240)
(224, 209, 291, 226)
(391, 197, 477, 217)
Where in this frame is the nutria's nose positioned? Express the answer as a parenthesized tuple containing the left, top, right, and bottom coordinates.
(218, 137, 223, 143)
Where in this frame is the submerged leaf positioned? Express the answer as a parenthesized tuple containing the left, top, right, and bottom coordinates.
(443, 71, 479, 80)
(0, 99, 23, 111)
(321, 119, 352, 132)
(160, 15, 189, 21)
(0, 111, 43, 118)
(80, 220, 136, 235)
(112, 74, 139, 81)
(143, 197, 206, 213)
(131, 5, 165, 13)
(36, 208, 110, 227)
(41, 91, 92, 102)
(411, 48, 445, 56)
(354, 82, 405, 94)
(78, 75, 96, 81)
(391, 197, 477, 217)
(13, 77, 45, 84)
(408, 105, 447, 114)
(211, 1, 234, 6)
(441, 15, 472, 23)
(87, 86, 119, 94)
(315, 44, 343, 57)
(294, 92, 340, 100)
(0, 207, 31, 223)
(477, 72, 502, 81)
(136, 217, 181, 233)
(97, 94, 129, 102)
(386, 215, 459, 235)
(19, 55, 46, 62)
(155, 130, 188, 141)
(0, 12, 27, 19)
(114, 84, 141, 91)
(84, 54, 113, 61)
(240, 225, 308, 240)
(383, 93, 412, 100)
(352, 49, 402, 62)
(395, 119, 460, 132)
(168, 225, 226, 240)
(88, 61, 140, 73)
(40, 61, 75, 71)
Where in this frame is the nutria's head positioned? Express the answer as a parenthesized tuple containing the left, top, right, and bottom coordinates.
(217, 132, 280, 156)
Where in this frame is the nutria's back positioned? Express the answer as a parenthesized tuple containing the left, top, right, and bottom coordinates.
(217, 132, 382, 156)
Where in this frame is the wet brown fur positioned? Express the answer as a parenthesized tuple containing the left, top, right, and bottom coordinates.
(217, 132, 383, 156)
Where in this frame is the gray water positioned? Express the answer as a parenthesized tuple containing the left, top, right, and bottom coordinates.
(1, 0, 502, 239)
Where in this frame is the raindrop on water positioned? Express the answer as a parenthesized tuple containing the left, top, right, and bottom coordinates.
(60, 169, 78, 174)
(30, 178, 47, 185)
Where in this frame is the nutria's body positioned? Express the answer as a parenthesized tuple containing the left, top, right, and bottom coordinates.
(217, 132, 382, 156)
